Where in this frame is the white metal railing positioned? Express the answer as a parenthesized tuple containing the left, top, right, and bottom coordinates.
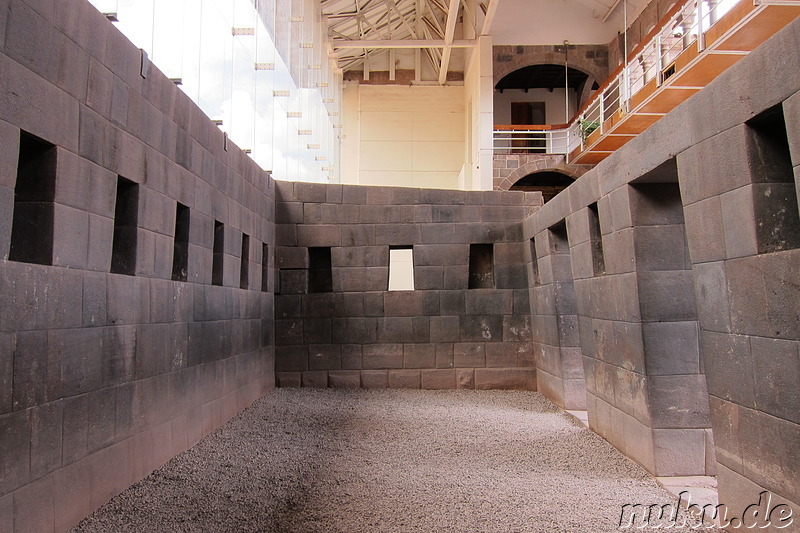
(492, 0, 753, 159)
(492, 128, 575, 155)
(573, 0, 742, 151)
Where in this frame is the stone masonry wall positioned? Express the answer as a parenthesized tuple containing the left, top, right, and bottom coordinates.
(523, 16, 800, 517)
(274, 182, 542, 390)
(493, 44, 609, 88)
(0, 1, 275, 531)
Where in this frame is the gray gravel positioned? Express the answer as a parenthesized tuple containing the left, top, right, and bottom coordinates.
(72, 389, 709, 532)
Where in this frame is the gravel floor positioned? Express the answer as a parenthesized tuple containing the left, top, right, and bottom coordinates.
(72, 389, 710, 532)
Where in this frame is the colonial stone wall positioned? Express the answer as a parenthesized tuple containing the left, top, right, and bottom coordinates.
(0, 1, 275, 531)
(493, 44, 609, 88)
(273, 182, 542, 390)
(523, 15, 800, 512)
(492, 154, 593, 191)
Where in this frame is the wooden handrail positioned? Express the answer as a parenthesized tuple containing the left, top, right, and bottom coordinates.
(494, 124, 569, 131)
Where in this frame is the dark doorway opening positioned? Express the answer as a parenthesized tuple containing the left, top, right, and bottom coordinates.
(510, 171, 574, 203)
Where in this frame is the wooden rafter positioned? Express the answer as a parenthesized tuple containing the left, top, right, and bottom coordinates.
(438, 0, 461, 84)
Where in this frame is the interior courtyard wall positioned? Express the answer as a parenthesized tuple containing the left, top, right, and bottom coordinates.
(523, 16, 800, 512)
(274, 181, 542, 390)
(0, 1, 276, 531)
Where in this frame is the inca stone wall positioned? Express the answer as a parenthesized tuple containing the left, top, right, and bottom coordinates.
(0, 0, 275, 531)
(0, 0, 799, 530)
(524, 16, 800, 516)
(273, 182, 541, 390)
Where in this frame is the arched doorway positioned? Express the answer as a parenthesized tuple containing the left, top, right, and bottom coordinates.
(510, 171, 574, 203)
(494, 64, 598, 127)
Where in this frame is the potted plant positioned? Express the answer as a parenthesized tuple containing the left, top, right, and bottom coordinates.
(580, 119, 600, 141)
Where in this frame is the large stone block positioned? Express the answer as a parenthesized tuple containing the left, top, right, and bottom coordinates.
(296, 224, 341, 247)
(647, 374, 711, 429)
(303, 318, 331, 345)
(333, 266, 388, 292)
(443, 265, 469, 290)
(464, 290, 513, 315)
(601, 229, 635, 275)
(383, 291, 423, 317)
(387, 370, 420, 389)
(439, 291, 465, 315)
(719, 185, 759, 260)
(0, 54, 79, 153)
(677, 125, 753, 205)
(738, 406, 800, 506)
(700, 331, 760, 408)
(12, 330, 50, 410)
(403, 343, 435, 368)
(341, 224, 375, 246)
(308, 344, 341, 371)
(301, 371, 328, 389)
(459, 315, 503, 342)
(374, 224, 419, 246)
(362, 344, 403, 369)
(331, 317, 378, 344)
(750, 336, 799, 424)
(421, 369, 456, 389)
(301, 293, 343, 319)
(274, 318, 303, 346)
(413, 244, 468, 266)
(502, 315, 531, 342)
(0, 409, 31, 495)
(726, 252, 800, 340)
(414, 266, 442, 290)
(340, 345, 363, 369)
(360, 370, 388, 389)
(484, 342, 517, 368)
(652, 428, 708, 476)
(86, 214, 114, 272)
(642, 321, 699, 376)
(278, 269, 308, 295)
(453, 342, 485, 367)
(435, 343, 454, 369)
(5, 0, 59, 81)
(275, 295, 301, 319)
(86, 387, 116, 454)
(276, 372, 301, 387)
(474, 368, 536, 390)
(376, 317, 413, 343)
(328, 370, 360, 388)
(11, 471, 55, 533)
(341, 185, 367, 205)
(276, 202, 303, 224)
(682, 196, 726, 264)
(632, 225, 689, 272)
(751, 182, 800, 254)
(331, 245, 387, 268)
(637, 270, 697, 322)
(101, 325, 135, 387)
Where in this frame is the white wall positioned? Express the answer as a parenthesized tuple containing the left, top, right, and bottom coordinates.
(493, 88, 578, 125)
(464, 36, 495, 190)
(492, 0, 649, 45)
(340, 84, 466, 189)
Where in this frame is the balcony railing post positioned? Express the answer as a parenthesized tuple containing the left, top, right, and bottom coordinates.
(697, 0, 706, 51)
(599, 96, 605, 134)
(656, 34, 664, 87)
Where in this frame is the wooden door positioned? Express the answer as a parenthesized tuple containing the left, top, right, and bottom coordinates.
(511, 102, 546, 151)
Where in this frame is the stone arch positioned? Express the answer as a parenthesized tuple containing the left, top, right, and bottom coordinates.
(493, 154, 592, 191)
(493, 45, 609, 90)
